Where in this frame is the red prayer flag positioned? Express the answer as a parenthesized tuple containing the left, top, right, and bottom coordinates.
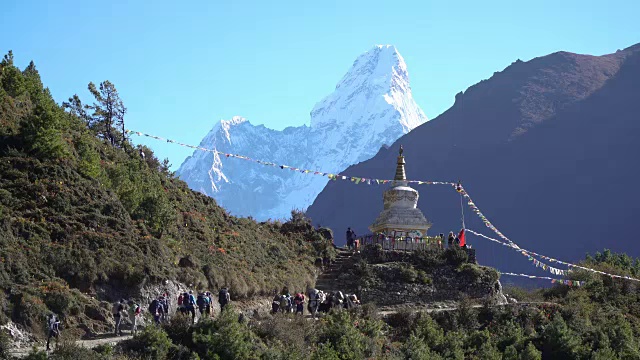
(458, 228, 466, 247)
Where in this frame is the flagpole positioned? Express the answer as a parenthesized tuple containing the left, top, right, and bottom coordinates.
(459, 181, 465, 229)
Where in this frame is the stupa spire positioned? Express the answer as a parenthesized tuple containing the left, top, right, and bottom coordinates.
(394, 145, 406, 182)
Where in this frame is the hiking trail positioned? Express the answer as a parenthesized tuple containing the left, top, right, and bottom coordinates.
(314, 248, 355, 293)
(8, 334, 134, 358)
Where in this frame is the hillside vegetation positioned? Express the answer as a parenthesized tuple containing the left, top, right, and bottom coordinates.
(8, 249, 640, 360)
(0, 51, 333, 338)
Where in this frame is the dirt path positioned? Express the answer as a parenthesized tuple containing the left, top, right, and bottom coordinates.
(7, 334, 134, 358)
(377, 301, 559, 317)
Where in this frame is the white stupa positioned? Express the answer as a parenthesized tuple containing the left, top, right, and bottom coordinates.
(369, 146, 431, 237)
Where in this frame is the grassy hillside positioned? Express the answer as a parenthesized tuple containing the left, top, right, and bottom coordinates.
(9, 249, 640, 360)
(0, 51, 333, 338)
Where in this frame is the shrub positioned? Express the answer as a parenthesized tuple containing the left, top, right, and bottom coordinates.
(163, 313, 195, 348)
(444, 247, 468, 267)
(48, 341, 104, 360)
(457, 263, 484, 283)
(120, 325, 174, 359)
(191, 305, 263, 360)
(416, 270, 432, 285)
(361, 244, 387, 263)
(412, 249, 446, 270)
(399, 264, 418, 283)
(0, 328, 10, 359)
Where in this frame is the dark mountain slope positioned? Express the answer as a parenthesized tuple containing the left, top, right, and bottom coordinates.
(307, 44, 640, 275)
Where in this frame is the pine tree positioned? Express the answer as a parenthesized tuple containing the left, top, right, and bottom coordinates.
(520, 342, 542, 360)
(542, 314, 581, 359)
(86, 80, 126, 147)
(62, 94, 90, 123)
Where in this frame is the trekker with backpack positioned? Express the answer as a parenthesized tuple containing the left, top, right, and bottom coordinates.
(294, 292, 305, 315)
(205, 292, 213, 317)
(196, 292, 209, 317)
(307, 288, 320, 318)
(279, 293, 291, 313)
(128, 300, 141, 334)
(177, 293, 187, 315)
(183, 291, 196, 323)
(46, 313, 60, 351)
(160, 294, 170, 322)
(112, 299, 126, 336)
(219, 287, 231, 311)
(149, 298, 163, 325)
(346, 227, 356, 250)
(272, 293, 281, 314)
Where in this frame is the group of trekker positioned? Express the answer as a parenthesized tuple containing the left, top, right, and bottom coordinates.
(271, 287, 360, 318)
(176, 287, 231, 324)
(47, 288, 231, 351)
(110, 288, 231, 336)
(445, 229, 468, 249)
(111, 298, 145, 337)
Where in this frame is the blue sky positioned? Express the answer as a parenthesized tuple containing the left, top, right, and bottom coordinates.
(2, 0, 638, 169)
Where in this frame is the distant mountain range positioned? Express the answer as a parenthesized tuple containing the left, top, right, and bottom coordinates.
(307, 43, 640, 275)
(176, 45, 428, 220)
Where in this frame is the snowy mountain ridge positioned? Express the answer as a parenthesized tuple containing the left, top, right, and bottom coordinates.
(176, 45, 428, 220)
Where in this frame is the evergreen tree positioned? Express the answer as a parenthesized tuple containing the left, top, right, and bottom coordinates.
(503, 345, 518, 360)
(86, 80, 126, 147)
(520, 342, 542, 360)
(62, 94, 90, 123)
(542, 314, 581, 360)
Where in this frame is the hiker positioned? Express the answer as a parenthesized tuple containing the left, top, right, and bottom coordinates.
(128, 300, 141, 334)
(307, 288, 322, 318)
(205, 292, 213, 317)
(307, 288, 318, 316)
(447, 232, 455, 248)
(159, 295, 170, 323)
(46, 313, 60, 351)
(346, 227, 356, 250)
(139, 148, 146, 160)
(149, 297, 163, 325)
(112, 299, 126, 336)
(279, 293, 292, 313)
(184, 291, 196, 323)
(294, 292, 305, 315)
(177, 292, 188, 315)
(272, 293, 281, 314)
(335, 291, 345, 308)
(344, 295, 354, 310)
(197, 292, 210, 317)
(219, 287, 231, 311)
(162, 292, 171, 320)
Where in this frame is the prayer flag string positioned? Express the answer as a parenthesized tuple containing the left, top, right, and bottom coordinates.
(128, 129, 640, 284)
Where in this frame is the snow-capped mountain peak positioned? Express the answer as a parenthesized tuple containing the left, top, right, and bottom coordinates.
(335, 44, 407, 91)
(176, 45, 428, 220)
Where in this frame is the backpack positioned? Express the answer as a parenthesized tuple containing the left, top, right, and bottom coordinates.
(148, 299, 159, 314)
(196, 294, 205, 307)
(183, 293, 193, 305)
(317, 291, 326, 303)
(177, 295, 183, 306)
(219, 288, 229, 305)
(134, 304, 141, 315)
(279, 295, 289, 308)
